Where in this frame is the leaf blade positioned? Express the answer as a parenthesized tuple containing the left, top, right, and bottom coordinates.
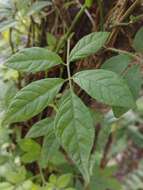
(5, 47, 63, 73)
(124, 65, 142, 99)
(69, 32, 109, 62)
(26, 117, 54, 138)
(19, 139, 41, 163)
(133, 27, 143, 52)
(101, 54, 132, 74)
(4, 78, 64, 123)
(73, 69, 135, 108)
(55, 91, 94, 183)
(40, 134, 59, 168)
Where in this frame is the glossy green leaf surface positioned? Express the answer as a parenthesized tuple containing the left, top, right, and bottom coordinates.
(69, 32, 109, 62)
(73, 69, 135, 108)
(4, 78, 64, 123)
(55, 91, 94, 183)
(6, 47, 63, 73)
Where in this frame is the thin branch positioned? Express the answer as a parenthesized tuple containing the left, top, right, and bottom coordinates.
(66, 38, 73, 91)
(56, 4, 86, 52)
(121, 0, 141, 21)
(100, 133, 113, 169)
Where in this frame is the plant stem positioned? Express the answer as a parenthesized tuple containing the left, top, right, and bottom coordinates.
(106, 47, 142, 62)
(39, 164, 46, 185)
(66, 38, 72, 91)
(107, 0, 140, 45)
(56, 4, 86, 52)
(97, 0, 104, 30)
(9, 28, 15, 54)
(121, 0, 141, 21)
(110, 14, 143, 28)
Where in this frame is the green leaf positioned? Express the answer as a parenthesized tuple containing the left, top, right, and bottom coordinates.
(0, 19, 17, 32)
(19, 139, 41, 163)
(133, 27, 143, 52)
(4, 78, 64, 124)
(113, 65, 141, 117)
(27, 1, 52, 16)
(124, 65, 142, 99)
(47, 33, 57, 48)
(69, 32, 109, 62)
(112, 106, 129, 118)
(101, 54, 132, 74)
(73, 69, 135, 108)
(57, 174, 72, 188)
(5, 166, 26, 184)
(26, 117, 54, 138)
(49, 174, 57, 184)
(16, 180, 34, 190)
(40, 127, 59, 168)
(55, 91, 94, 183)
(91, 166, 122, 190)
(5, 47, 63, 73)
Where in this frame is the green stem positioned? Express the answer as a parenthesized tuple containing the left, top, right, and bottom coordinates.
(106, 47, 142, 62)
(38, 164, 46, 185)
(66, 39, 72, 91)
(56, 4, 86, 52)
